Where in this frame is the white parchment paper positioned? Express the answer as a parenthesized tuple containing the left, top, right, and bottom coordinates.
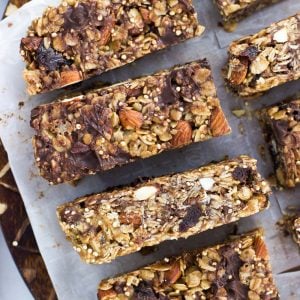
(0, 0, 300, 299)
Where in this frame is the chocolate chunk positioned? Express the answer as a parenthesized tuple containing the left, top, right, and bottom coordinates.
(240, 46, 259, 61)
(70, 150, 99, 170)
(272, 120, 300, 147)
(179, 204, 202, 232)
(226, 280, 249, 300)
(71, 142, 90, 154)
(81, 104, 112, 136)
(232, 167, 253, 184)
(210, 245, 248, 299)
(272, 120, 289, 144)
(36, 45, 69, 71)
(133, 281, 168, 300)
(160, 71, 179, 105)
(63, 4, 90, 31)
(159, 26, 180, 45)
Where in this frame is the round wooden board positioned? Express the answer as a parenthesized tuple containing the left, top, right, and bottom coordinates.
(0, 141, 57, 300)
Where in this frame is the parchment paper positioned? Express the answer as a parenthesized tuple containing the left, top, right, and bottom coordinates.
(0, 0, 300, 299)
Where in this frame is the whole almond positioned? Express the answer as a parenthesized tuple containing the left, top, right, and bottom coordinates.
(210, 107, 231, 137)
(228, 57, 248, 85)
(164, 261, 181, 284)
(253, 236, 268, 260)
(119, 109, 144, 130)
(172, 120, 192, 147)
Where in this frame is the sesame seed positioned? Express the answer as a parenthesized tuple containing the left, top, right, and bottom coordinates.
(12, 241, 18, 247)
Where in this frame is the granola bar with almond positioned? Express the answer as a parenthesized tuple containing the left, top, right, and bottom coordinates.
(97, 229, 279, 299)
(225, 14, 300, 97)
(214, 0, 282, 24)
(261, 99, 300, 187)
(31, 60, 231, 184)
(20, 0, 204, 95)
(57, 156, 270, 264)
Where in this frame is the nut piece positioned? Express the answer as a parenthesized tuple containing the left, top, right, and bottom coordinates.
(210, 107, 231, 137)
(119, 212, 142, 226)
(273, 28, 288, 43)
(172, 121, 192, 147)
(21, 37, 42, 51)
(97, 288, 117, 299)
(199, 178, 215, 191)
(164, 261, 181, 284)
(134, 186, 158, 201)
(119, 109, 144, 130)
(253, 236, 268, 260)
(228, 57, 248, 85)
(60, 70, 82, 87)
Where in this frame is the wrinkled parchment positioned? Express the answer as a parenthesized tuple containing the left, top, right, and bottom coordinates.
(0, 0, 299, 299)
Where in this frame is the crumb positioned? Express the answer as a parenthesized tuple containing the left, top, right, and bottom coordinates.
(7, 22, 13, 28)
(38, 191, 44, 199)
(18, 101, 24, 109)
(232, 109, 246, 118)
(238, 122, 245, 134)
(223, 21, 237, 32)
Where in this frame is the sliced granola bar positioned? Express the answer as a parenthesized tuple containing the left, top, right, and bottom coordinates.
(57, 156, 270, 264)
(261, 99, 300, 187)
(97, 229, 279, 299)
(31, 60, 231, 184)
(225, 14, 300, 97)
(214, 0, 282, 24)
(20, 0, 204, 95)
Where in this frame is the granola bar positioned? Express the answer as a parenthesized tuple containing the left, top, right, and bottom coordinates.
(225, 14, 300, 97)
(261, 99, 300, 187)
(31, 60, 231, 184)
(57, 156, 270, 264)
(214, 0, 282, 24)
(20, 0, 204, 95)
(97, 229, 279, 299)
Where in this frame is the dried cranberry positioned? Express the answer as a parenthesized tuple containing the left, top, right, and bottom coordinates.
(179, 204, 202, 232)
(240, 46, 259, 61)
(36, 45, 69, 71)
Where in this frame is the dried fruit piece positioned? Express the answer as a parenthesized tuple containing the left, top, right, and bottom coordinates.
(179, 204, 202, 232)
(210, 107, 231, 137)
(36, 45, 69, 71)
(172, 120, 192, 147)
(232, 167, 253, 184)
(119, 109, 144, 130)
